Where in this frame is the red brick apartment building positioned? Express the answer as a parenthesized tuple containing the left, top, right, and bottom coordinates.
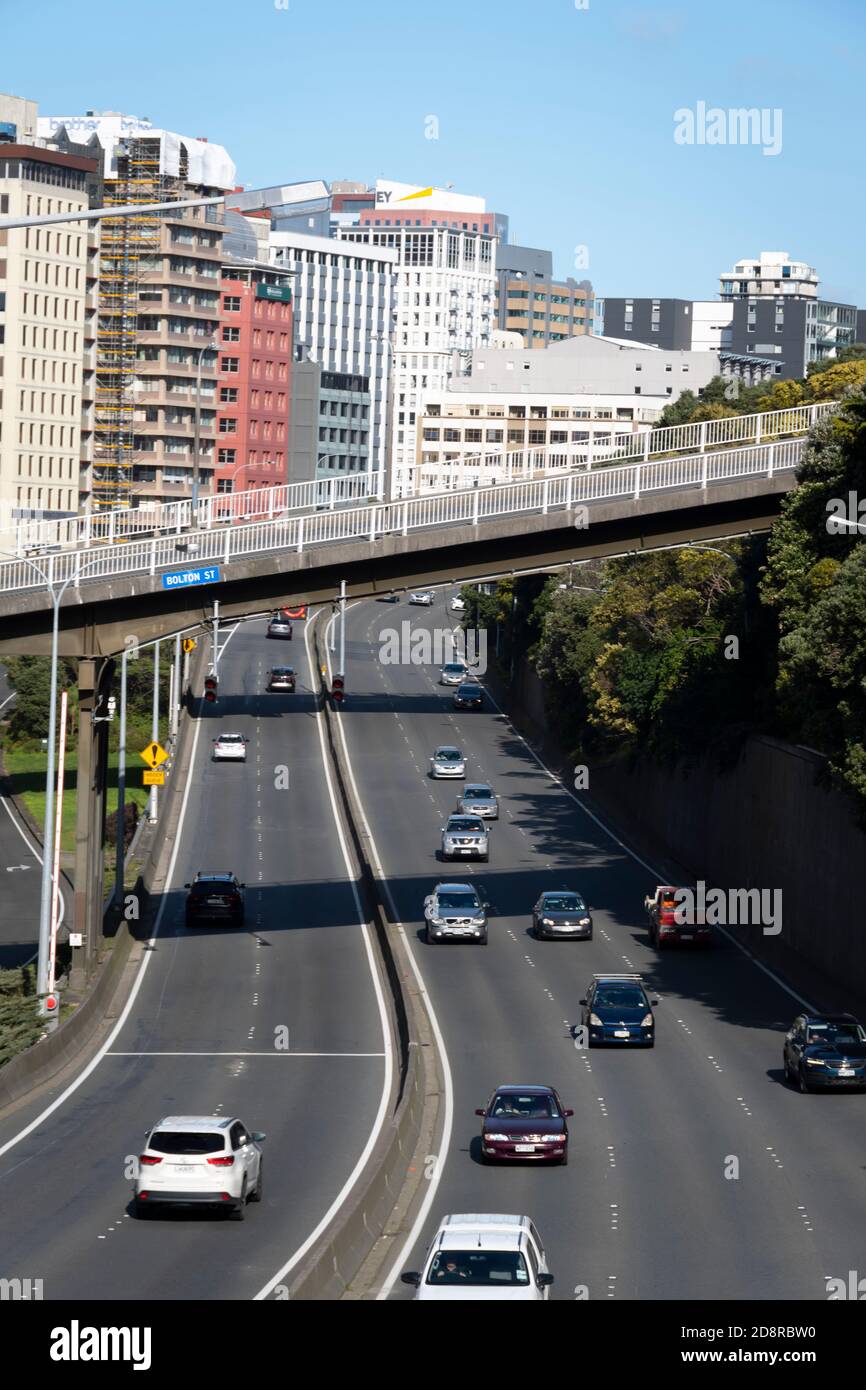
(215, 263, 293, 496)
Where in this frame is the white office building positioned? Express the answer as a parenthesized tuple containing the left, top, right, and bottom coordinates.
(339, 182, 499, 498)
(269, 230, 398, 485)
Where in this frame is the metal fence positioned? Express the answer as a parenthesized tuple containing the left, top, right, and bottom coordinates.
(0, 435, 808, 599)
(1, 400, 834, 558)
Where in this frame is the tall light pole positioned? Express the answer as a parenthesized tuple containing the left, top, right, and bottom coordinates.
(191, 339, 217, 527)
(114, 644, 128, 910)
(0, 550, 107, 1008)
(371, 320, 396, 502)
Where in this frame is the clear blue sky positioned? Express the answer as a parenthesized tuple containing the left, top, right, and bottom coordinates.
(4, 0, 864, 305)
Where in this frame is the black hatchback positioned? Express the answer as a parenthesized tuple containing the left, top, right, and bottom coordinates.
(184, 872, 245, 927)
(577, 974, 658, 1047)
(783, 1013, 866, 1092)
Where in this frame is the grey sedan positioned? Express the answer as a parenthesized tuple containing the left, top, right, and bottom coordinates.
(430, 746, 466, 779)
(457, 783, 499, 819)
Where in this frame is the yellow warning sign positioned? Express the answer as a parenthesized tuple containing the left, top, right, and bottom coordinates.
(183, 638, 197, 653)
(139, 741, 168, 770)
(143, 769, 166, 786)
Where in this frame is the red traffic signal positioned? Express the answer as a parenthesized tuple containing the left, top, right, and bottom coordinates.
(332, 673, 345, 704)
(204, 673, 219, 704)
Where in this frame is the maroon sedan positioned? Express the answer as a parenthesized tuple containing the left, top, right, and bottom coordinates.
(476, 1085, 572, 1165)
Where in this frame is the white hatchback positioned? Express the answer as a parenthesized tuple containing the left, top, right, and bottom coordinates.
(134, 1115, 265, 1219)
(402, 1214, 554, 1300)
(212, 733, 248, 762)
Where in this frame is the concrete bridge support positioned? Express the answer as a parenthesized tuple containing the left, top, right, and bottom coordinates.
(69, 654, 114, 990)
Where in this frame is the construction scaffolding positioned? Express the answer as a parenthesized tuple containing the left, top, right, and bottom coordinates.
(92, 138, 163, 510)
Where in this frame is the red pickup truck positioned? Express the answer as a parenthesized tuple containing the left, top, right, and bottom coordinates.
(644, 885, 712, 949)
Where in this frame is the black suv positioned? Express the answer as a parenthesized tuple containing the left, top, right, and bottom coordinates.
(783, 1013, 866, 1092)
(184, 872, 246, 927)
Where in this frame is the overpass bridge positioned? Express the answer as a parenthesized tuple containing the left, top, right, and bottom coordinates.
(0, 402, 833, 659)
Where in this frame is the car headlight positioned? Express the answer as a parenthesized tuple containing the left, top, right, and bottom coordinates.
(589, 1013, 603, 1026)
(805, 1057, 826, 1066)
(579, 917, 591, 926)
(641, 1013, 654, 1027)
(470, 916, 485, 927)
(430, 914, 447, 927)
(541, 918, 554, 926)
(484, 1134, 510, 1142)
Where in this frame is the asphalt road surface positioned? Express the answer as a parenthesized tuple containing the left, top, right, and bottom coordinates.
(334, 595, 866, 1302)
(0, 616, 389, 1300)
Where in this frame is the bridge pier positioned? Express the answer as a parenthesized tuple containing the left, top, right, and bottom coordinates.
(69, 655, 114, 991)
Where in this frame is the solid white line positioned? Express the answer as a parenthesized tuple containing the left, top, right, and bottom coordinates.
(0, 790, 66, 936)
(0, 713, 205, 1162)
(252, 610, 393, 1300)
(324, 602, 455, 1303)
(480, 683, 816, 1013)
(107, 1051, 386, 1058)
(0, 691, 16, 712)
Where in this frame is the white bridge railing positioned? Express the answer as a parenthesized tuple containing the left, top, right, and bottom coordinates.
(1, 400, 834, 558)
(0, 434, 809, 599)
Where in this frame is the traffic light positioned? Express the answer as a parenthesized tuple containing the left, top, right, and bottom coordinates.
(204, 673, 219, 704)
(332, 673, 345, 706)
(40, 991, 59, 1020)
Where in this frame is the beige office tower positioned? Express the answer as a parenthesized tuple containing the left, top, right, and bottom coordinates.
(0, 96, 93, 540)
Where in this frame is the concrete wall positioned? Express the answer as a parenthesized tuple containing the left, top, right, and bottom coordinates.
(512, 662, 866, 1002)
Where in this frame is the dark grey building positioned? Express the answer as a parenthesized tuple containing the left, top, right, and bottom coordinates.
(601, 298, 694, 350)
(287, 355, 321, 486)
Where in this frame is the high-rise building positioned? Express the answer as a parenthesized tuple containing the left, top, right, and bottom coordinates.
(269, 228, 397, 486)
(215, 245, 293, 498)
(39, 111, 236, 511)
(0, 95, 98, 531)
(340, 180, 501, 498)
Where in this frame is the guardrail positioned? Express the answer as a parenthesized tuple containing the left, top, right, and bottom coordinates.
(0, 434, 809, 599)
(1, 401, 834, 558)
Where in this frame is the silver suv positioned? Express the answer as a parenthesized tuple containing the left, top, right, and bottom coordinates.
(442, 814, 489, 862)
(424, 882, 489, 944)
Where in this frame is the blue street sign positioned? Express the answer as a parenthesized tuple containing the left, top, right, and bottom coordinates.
(161, 566, 221, 590)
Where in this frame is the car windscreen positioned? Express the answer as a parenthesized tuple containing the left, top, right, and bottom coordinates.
(443, 664, 465, 674)
(447, 819, 484, 832)
(191, 881, 234, 896)
(542, 895, 584, 912)
(435, 750, 461, 761)
(492, 1094, 559, 1118)
(149, 1132, 225, 1155)
(465, 787, 492, 799)
(437, 892, 479, 912)
(218, 735, 245, 744)
(595, 987, 647, 1009)
(426, 1251, 530, 1287)
(808, 1023, 866, 1045)
(272, 669, 294, 676)
(457, 685, 479, 695)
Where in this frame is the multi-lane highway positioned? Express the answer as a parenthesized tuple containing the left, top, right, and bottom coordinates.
(2, 595, 864, 1302)
(0, 618, 390, 1299)
(331, 595, 866, 1301)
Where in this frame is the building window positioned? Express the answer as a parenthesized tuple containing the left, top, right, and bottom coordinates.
(222, 326, 240, 342)
(222, 295, 241, 311)
(218, 448, 236, 464)
(219, 418, 237, 433)
(221, 356, 239, 372)
(219, 387, 238, 403)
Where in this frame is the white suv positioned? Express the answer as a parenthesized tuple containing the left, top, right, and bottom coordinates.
(134, 1116, 265, 1220)
(402, 1214, 554, 1300)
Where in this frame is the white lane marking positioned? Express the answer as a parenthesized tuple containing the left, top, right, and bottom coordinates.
(253, 609, 393, 1301)
(0, 709, 205, 1162)
(479, 683, 816, 1011)
(324, 602, 454, 1305)
(107, 1051, 387, 1058)
(0, 789, 66, 938)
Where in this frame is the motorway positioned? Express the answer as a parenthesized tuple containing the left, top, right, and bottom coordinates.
(0, 617, 389, 1299)
(332, 596, 866, 1301)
